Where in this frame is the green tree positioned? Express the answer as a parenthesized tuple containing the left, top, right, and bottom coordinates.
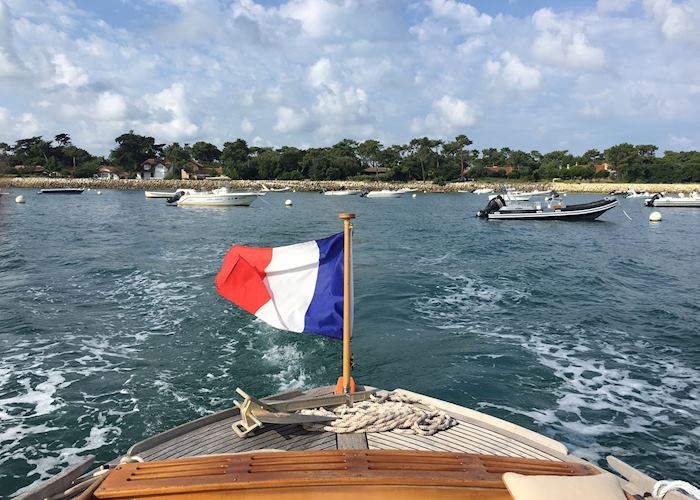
(191, 141, 221, 163)
(221, 139, 250, 178)
(109, 131, 161, 173)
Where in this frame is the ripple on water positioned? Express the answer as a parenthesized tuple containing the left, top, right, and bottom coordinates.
(413, 270, 700, 480)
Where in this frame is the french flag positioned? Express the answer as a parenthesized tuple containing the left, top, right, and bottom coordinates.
(215, 232, 348, 340)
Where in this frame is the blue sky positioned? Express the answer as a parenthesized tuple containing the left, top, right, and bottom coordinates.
(1, 0, 699, 155)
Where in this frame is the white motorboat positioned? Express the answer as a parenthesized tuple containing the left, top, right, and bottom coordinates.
(626, 189, 650, 198)
(145, 190, 177, 198)
(364, 190, 403, 198)
(323, 190, 363, 196)
(645, 191, 700, 207)
(168, 187, 263, 207)
(472, 188, 494, 194)
(260, 184, 290, 192)
(396, 188, 418, 193)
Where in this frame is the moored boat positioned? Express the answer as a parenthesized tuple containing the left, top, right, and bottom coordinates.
(260, 184, 291, 192)
(644, 192, 700, 207)
(478, 195, 619, 220)
(364, 189, 403, 198)
(323, 189, 363, 196)
(168, 187, 263, 207)
(625, 189, 651, 198)
(38, 188, 84, 194)
(472, 188, 494, 194)
(144, 190, 177, 198)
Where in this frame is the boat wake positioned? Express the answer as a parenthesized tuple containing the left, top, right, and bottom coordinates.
(413, 272, 700, 480)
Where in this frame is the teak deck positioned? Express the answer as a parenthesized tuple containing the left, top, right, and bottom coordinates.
(94, 450, 596, 499)
(125, 387, 569, 464)
(21, 386, 625, 500)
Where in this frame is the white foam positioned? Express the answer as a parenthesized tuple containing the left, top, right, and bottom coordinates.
(0, 371, 65, 417)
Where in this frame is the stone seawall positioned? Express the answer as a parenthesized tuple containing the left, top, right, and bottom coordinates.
(1, 177, 698, 194)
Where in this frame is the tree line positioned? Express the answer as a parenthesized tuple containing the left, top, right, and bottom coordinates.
(1, 131, 699, 183)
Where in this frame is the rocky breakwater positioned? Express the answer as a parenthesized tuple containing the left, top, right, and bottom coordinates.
(0, 177, 546, 193)
(2, 177, 698, 194)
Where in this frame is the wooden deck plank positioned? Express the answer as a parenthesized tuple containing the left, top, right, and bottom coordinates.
(139, 419, 233, 460)
(368, 431, 466, 454)
(443, 426, 534, 457)
(366, 423, 555, 460)
(147, 421, 239, 460)
(337, 433, 368, 449)
(455, 421, 559, 460)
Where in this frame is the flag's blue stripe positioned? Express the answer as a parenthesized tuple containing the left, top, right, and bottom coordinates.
(303, 232, 344, 340)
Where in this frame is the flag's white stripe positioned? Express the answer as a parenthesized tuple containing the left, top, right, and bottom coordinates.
(255, 240, 320, 332)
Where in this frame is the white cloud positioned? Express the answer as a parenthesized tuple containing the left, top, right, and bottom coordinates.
(0, 0, 699, 155)
(457, 36, 484, 57)
(241, 117, 254, 134)
(144, 83, 198, 140)
(49, 53, 89, 88)
(279, 0, 341, 38)
(427, 0, 492, 33)
(412, 95, 477, 134)
(95, 92, 127, 121)
(308, 57, 333, 88)
(0, 107, 38, 141)
(532, 8, 605, 70)
(273, 105, 309, 134)
(643, 0, 700, 44)
(597, 0, 635, 12)
(486, 51, 542, 91)
(0, 1, 25, 77)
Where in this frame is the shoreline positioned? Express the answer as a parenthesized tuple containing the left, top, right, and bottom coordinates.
(1, 176, 698, 194)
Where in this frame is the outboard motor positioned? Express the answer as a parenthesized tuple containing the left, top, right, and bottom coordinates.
(644, 193, 661, 207)
(167, 190, 185, 204)
(477, 195, 505, 218)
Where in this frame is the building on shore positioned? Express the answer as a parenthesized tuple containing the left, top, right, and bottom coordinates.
(180, 160, 220, 180)
(136, 159, 170, 180)
(95, 165, 128, 180)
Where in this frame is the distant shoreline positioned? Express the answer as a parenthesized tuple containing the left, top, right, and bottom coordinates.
(1, 176, 698, 194)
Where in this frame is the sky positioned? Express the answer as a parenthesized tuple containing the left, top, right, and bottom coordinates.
(0, 0, 699, 156)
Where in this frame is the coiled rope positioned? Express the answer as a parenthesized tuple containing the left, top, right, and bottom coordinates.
(299, 392, 457, 435)
(653, 480, 700, 499)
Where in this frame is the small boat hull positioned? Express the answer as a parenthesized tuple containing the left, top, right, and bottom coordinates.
(649, 198, 700, 207)
(145, 191, 176, 198)
(176, 193, 261, 207)
(480, 197, 619, 220)
(365, 190, 403, 198)
(38, 188, 84, 194)
(324, 190, 363, 196)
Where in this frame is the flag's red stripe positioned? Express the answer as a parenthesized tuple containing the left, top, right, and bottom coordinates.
(215, 246, 273, 314)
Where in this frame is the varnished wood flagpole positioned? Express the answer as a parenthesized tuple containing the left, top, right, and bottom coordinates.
(338, 213, 355, 394)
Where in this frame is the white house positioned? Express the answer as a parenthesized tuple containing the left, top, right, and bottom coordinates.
(137, 159, 170, 180)
(95, 166, 126, 180)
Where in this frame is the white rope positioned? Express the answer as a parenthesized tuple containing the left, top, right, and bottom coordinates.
(653, 480, 700, 499)
(299, 392, 457, 436)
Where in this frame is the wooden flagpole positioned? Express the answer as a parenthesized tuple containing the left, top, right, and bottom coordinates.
(337, 213, 355, 394)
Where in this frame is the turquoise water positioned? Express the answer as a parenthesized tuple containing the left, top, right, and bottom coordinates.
(0, 189, 698, 496)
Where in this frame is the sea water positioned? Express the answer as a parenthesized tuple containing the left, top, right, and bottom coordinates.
(0, 189, 698, 496)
